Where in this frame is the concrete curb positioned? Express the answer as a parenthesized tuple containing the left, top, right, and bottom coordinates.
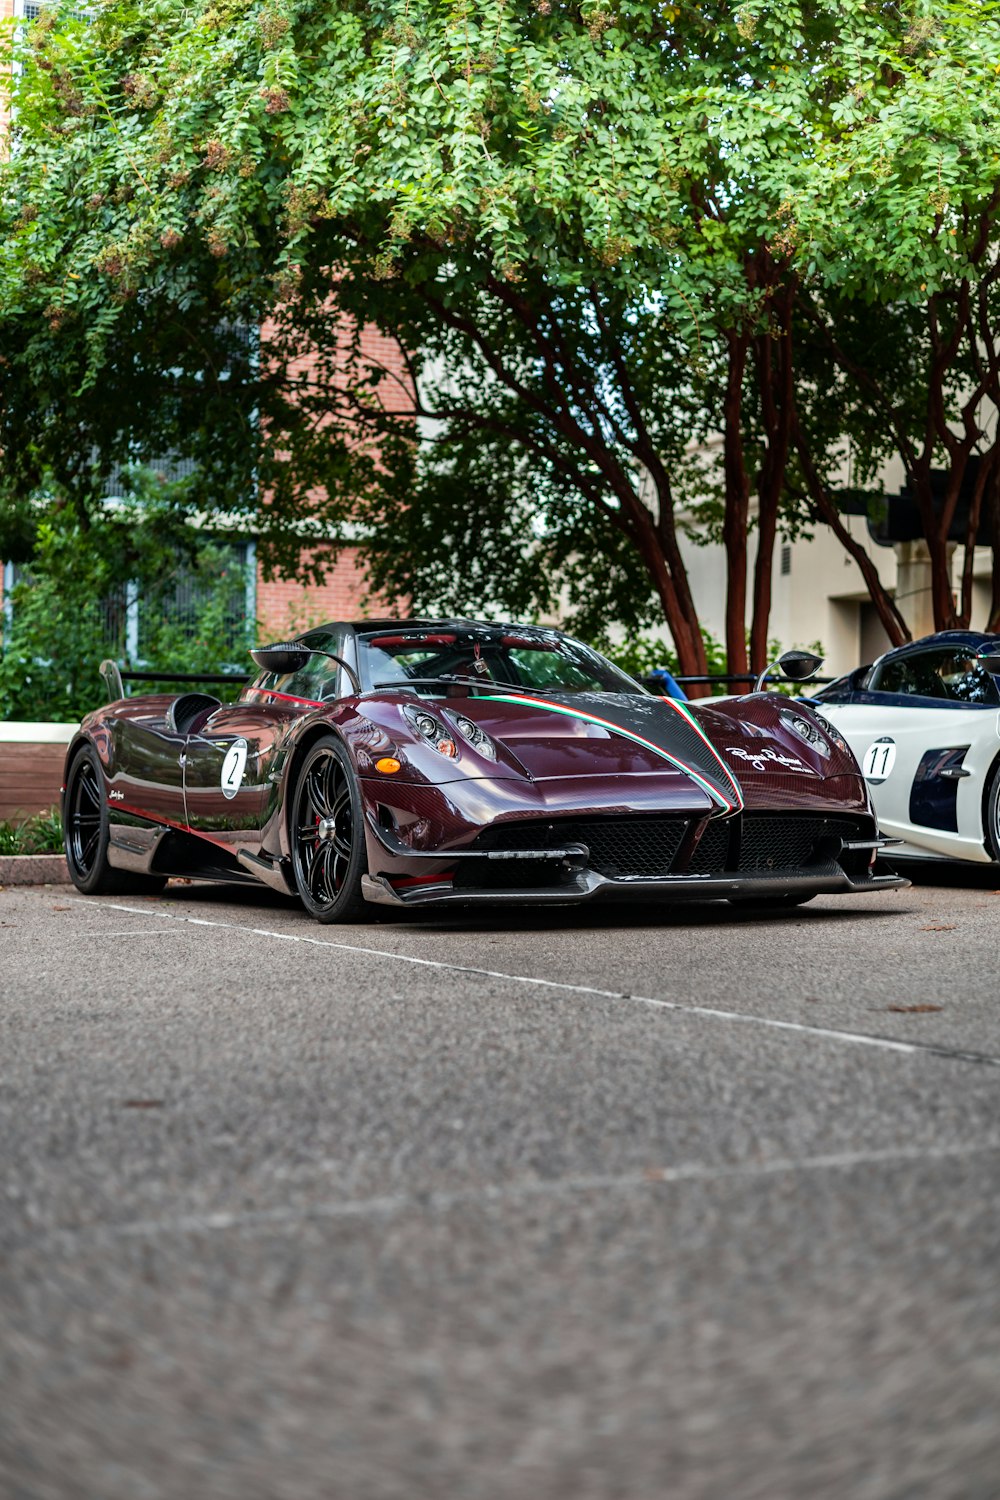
(0, 854, 71, 886)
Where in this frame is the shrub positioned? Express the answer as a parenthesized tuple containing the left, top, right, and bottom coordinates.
(0, 806, 64, 854)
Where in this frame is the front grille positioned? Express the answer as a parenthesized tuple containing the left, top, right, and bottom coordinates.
(688, 821, 731, 874)
(738, 814, 861, 873)
(474, 817, 688, 878)
(471, 812, 869, 882)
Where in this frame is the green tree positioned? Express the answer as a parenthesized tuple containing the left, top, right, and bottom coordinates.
(785, 2, 1000, 634)
(3, 0, 1000, 677)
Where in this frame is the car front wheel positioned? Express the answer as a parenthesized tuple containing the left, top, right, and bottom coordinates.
(290, 735, 369, 923)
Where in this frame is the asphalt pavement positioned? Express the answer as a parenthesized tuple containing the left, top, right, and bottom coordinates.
(2, 873, 999, 1499)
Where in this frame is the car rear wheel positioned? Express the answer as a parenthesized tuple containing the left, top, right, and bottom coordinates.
(983, 761, 1000, 862)
(290, 736, 369, 923)
(64, 744, 166, 896)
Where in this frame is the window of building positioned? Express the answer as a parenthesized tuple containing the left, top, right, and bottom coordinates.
(16, 3, 89, 20)
(2, 539, 256, 666)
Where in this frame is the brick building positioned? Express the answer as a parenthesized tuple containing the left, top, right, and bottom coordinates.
(253, 319, 409, 637)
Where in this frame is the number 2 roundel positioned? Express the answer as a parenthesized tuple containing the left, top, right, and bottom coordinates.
(863, 736, 896, 784)
(221, 738, 249, 799)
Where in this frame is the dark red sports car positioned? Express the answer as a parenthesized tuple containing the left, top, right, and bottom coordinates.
(63, 619, 904, 920)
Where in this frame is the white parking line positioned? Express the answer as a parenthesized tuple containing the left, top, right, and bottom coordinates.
(21, 1139, 1000, 1252)
(98, 901, 1000, 1070)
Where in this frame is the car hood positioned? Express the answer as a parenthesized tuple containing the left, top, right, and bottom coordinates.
(394, 690, 744, 810)
(689, 697, 864, 789)
(358, 688, 861, 810)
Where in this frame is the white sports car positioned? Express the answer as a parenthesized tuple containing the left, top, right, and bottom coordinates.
(813, 631, 1000, 866)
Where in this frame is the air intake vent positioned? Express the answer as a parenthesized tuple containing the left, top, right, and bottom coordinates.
(475, 817, 688, 878)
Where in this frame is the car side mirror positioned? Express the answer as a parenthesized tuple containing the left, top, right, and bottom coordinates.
(754, 649, 824, 692)
(250, 642, 312, 674)
(776, 649, 824, 682)
(978, 652, 1000, 675)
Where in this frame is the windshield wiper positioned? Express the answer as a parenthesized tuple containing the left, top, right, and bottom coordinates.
(371, 677, 494, 693)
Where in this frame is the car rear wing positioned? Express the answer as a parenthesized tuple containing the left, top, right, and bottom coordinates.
(99, 659, 124, 702)
(99, 660, 249, 701)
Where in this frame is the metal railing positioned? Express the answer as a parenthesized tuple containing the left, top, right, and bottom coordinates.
(665, 673, 834, 688)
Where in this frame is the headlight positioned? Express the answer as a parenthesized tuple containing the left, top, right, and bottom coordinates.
(779, 708, 834, 758)
(404, 705, 461, 758)
(811, 711, 851, 756)
(449, 713, 498, 761)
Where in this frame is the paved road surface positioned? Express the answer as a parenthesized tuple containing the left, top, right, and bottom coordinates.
(2, 875, 999, 1499)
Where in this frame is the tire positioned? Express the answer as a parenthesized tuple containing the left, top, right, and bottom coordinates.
(64, 743, 166, 896)
(984, 761, 1000, 862)
(289, 735, 369, 923)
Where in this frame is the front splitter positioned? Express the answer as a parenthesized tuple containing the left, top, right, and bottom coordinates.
(361, 867, 908, 909)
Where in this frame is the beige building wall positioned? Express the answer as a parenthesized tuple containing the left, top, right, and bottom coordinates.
(682, 518, 998, 678)
(681, 514, 898, 678)
(674, 445, 997, 678)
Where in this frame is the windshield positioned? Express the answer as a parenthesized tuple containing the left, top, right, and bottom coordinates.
(356, 629, 646, 696)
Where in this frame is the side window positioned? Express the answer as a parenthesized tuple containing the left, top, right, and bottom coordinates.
(872, 650, 999, 705)
(935, 650, 1000, 705)
(873, 652, 949, 699)
(287, 630, 349, 702)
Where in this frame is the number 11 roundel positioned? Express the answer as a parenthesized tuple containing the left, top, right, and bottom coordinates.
(862, 736, 896, 784)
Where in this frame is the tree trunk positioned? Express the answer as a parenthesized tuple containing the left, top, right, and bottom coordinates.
(958, 452, 995, 627)
(986, 465, 1000, 633)
(907, 461, 962, 631)
(633, 498, 709, 688)
(721, 332, 750, 679)
(751, 488, 779, 674)
(750, 296, 794, 672)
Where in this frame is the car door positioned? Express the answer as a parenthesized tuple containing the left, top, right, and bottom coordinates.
(820, 647, 999, 861)
(182, 701, 289, 855)
(107, 703, 188, 827)
(182, 630, 350, 853)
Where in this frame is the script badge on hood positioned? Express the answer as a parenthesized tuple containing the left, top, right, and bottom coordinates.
(725, 746, 808, 773)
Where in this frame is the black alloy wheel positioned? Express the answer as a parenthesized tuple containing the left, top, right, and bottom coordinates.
(290, 736, 368, 923)
(64, 744, 165, 895)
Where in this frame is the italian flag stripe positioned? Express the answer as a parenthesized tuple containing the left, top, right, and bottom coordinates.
(481, 693, 738, 812)
(656, 697, 744, 810)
